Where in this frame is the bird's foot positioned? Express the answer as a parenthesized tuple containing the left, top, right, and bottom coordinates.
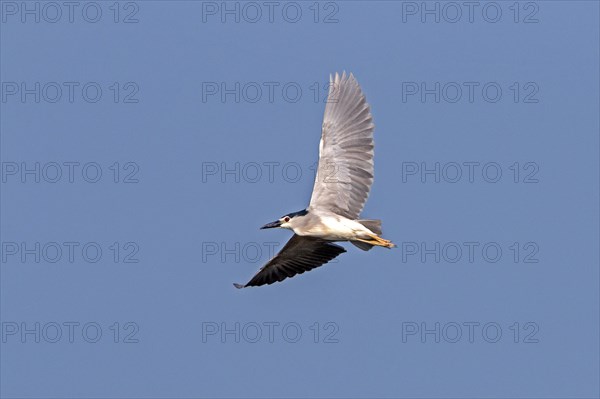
(357, 234, 396, 249)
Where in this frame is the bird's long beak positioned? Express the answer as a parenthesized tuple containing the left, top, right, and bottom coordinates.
(260, 220, 281, 229)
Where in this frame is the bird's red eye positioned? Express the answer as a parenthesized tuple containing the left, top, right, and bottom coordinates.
(284, 217, 290, 222)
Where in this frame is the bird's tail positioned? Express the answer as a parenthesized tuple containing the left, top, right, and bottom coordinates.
(351, 219, 384, 251)
(358, 219, 382, 235)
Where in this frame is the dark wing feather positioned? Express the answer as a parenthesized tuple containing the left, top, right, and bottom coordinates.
(234, 235, 346, 288)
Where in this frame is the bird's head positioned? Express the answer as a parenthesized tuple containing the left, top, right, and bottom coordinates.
(260, 209, 308, 230)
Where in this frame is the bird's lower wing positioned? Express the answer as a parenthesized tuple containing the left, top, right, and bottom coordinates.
(234, 235, 346, 288)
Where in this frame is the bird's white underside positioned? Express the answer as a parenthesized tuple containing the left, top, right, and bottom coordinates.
(290, 214, 375, 241)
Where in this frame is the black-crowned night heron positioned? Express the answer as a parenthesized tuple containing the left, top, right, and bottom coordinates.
(234, 72, 395, 289)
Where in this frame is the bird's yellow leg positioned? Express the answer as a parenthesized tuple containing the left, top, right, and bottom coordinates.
(355, 234, 396, 249)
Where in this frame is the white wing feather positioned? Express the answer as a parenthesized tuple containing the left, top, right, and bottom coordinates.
(308, 72, 375, 219)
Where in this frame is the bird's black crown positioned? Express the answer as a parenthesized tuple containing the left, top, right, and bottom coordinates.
(285, 209, 308, 218)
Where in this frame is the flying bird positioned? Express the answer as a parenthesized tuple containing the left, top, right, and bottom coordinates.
(234, 72, 395, 289)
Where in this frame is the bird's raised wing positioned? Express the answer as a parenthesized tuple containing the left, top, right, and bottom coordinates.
(234, 235, 346, 288)
(309, 72, 375, 220)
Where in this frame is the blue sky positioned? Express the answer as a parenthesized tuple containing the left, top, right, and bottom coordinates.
(1, 1, 599, 398)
